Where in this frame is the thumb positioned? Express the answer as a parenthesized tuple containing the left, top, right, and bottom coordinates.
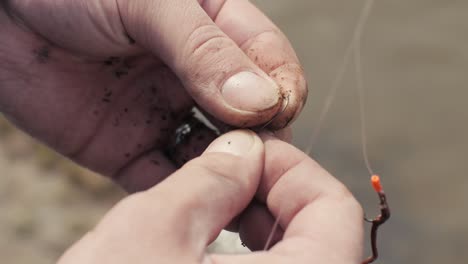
(58, 130, 264, 263)
(120, 0, 283, 127)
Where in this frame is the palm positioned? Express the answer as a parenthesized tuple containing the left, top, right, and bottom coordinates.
(0, 5, 215, 192)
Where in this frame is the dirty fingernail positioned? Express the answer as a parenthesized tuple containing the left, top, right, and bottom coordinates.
(221, 72, 280, 112)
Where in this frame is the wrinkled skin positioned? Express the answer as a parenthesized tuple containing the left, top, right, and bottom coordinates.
(0, 0, 307, 192)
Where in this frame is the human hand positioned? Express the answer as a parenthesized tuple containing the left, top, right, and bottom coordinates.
(0, 0, 307, 192)
(58, 130, 363, 264)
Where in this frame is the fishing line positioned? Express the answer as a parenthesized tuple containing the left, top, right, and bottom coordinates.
(263, 2, 390, 264)
(305, 0, 375, 155)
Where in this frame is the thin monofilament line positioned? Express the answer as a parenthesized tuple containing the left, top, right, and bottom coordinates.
(265, 0, 377, 253)
(354, 29, 375, 176)
(261, 94, 290, 130)
(305, 0, 375, 155)
(263, 207, 283, 250)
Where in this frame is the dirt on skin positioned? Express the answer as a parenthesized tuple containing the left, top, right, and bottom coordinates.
(1, 1, 468, 263)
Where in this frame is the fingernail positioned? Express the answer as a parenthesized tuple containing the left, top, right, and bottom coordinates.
(221, 72, 280, 112)
(204, 130, 255, 156)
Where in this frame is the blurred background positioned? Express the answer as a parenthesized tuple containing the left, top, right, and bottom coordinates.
(1, 0, 467, 263)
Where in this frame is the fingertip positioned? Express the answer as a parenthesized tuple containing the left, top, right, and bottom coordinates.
(267, 63, 308, 130)
(204, 129, 258, 157)
(158, 129, 265, 246)
(207, 0, 309, 129)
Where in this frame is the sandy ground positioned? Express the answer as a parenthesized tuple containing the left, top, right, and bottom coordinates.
(1, 0, 468, 263)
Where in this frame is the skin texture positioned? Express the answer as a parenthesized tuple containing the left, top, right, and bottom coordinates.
(0, 0, 307, 192)
(58, 130, 364, 264)
(0, 1, 364, 262)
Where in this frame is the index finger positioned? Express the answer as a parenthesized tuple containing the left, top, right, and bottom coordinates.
(206, 133, 364, 264)
(201, 0, 308, 129)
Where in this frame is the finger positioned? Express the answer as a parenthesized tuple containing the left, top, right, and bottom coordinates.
(59, 130, 264, 263)
(120, 0, 283, 127)
(208, 0, 308, 129)
(112, 150, 175, 193)
(164, 130, 264, 244)
(208, 133, 364, 264)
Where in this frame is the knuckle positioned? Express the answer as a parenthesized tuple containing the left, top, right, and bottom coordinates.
(241, 28, 280, 49)
(184, 24, 231, 59)
(179, 24, 238, 84)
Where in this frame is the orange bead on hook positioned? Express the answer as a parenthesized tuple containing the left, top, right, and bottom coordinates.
(371, 174, 383, 193)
